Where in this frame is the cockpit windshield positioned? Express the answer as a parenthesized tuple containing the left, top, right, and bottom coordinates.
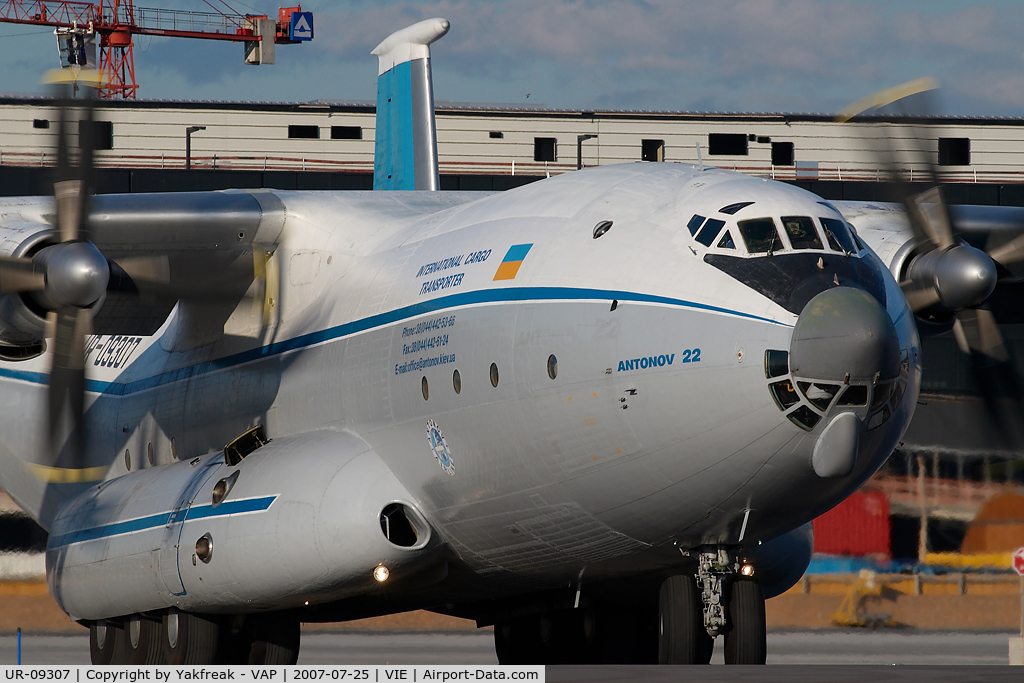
(820, 217, 858, 253)
(737, 217, 782, 254)
(781, 216, 823, 250)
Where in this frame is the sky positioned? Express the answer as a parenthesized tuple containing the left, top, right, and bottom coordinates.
(2, 0, 1024, 116)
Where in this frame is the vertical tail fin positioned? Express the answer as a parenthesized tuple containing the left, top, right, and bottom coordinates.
(372, 18, 450, 191)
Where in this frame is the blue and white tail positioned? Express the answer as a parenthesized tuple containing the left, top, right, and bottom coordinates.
(371, 18, 450, 191)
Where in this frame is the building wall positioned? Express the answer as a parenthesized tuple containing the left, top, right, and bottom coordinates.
(2, 98, 1024, 183)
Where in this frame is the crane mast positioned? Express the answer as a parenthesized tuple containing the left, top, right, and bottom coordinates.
(0, 0, 312, 98)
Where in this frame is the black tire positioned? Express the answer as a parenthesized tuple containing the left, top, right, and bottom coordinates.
(723, 578, 766, 665)
(162, 609, 220, 665)
(116, 615, 164, 664)
(89, 621, 122, 665)
(494, 617, 544, 664)
(543, 611, 588, 664)
(249, 613, 301, 665)
(658, 575, 714, 664)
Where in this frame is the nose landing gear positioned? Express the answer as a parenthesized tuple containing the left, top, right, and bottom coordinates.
(658, 548, 766, 665)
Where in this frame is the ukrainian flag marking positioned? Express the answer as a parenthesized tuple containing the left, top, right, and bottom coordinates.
(493, 243, 533, 281)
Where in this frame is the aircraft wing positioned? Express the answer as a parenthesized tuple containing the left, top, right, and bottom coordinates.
(833, 200, 1024, 281)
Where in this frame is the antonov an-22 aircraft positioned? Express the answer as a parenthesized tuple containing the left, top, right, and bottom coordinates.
(0, 18, 1022, 666)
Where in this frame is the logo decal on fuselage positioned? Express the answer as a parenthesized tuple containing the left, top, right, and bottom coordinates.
(493, 243, 533, 281)
(426, 419, 455, 475)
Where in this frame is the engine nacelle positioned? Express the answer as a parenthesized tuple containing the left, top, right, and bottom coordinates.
(46, 430, 442, 621)
(0, 222, 56, 348)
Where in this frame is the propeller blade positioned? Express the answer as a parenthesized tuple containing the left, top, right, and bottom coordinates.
(954, 309, 1024, 450)
(47, 307, 90, 474)
(0, 255, 44, 293)
(909, 186, 955, 251)
(953, 309, 1008, 363)
(986, 232, 1024, 269)
(899, 279, 941, 313)
(76, 92, 95, 243)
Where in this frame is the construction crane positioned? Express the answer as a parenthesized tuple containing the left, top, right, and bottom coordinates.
(0, 1, 313, 98)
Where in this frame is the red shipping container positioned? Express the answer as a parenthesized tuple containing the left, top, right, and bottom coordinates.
(812, 490, 890, 557)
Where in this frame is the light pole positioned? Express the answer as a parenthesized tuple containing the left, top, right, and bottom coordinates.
(577, 134, 598, 170)
(185, 126, 206, 170)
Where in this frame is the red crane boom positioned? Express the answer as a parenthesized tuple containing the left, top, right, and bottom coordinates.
(0, 1, 310, 99)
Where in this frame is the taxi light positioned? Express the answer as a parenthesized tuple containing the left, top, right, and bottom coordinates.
(373, 565, 390, 583)
(741, 563, 755, 577)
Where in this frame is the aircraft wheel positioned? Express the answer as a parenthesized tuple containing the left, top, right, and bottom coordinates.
(248, 613, 301, 665)
(162, 608, 220, 664)
(588, 604, 656, 664)
(658, 575, 714, 664)
(89, 621, 122, 665)
(115, 614, 164, 664)
(542, 611, 589, 664)
(494, 617, 544, 664)
(723, 578, 766, 665)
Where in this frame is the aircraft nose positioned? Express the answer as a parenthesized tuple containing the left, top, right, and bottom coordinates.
(788, 287, 902, 478)
(789, 286, 900, 384)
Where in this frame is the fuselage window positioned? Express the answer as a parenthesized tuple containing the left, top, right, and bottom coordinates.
(687, 214, 706, 236)
(695, 218, 725, 247)
(737, 217, 783, 254)
(781, 216, 823, 250)
(819, 217, 857, 254)
(717, 231, 736, 249)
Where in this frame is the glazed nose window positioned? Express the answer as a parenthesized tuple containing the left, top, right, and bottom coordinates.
(781, 216, 823, 250)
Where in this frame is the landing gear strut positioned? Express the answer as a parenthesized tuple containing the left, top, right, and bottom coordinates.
(694, 548, 766, 665)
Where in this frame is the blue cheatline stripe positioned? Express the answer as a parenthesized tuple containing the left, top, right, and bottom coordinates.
(501, 243, 533, 263)
(0, 285, 789, 397)
(184, 495, 277, 521)
(48, 495, 277, 548)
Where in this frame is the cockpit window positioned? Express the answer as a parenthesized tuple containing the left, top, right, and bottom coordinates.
(717, 230, 736, 249)
(696, 218, 725, 247)
(719, 201, 754, 215)
(781, 216, 823, 250)
(820, 217, 858, 253)
(737, 217, 782, 254)
(687, 215, 706, 236)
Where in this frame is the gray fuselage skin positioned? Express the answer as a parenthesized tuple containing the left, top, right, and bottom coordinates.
(0, 163, 920, 621)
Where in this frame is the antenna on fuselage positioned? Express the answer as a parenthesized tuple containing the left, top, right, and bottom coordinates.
(695, 140, 704, 172)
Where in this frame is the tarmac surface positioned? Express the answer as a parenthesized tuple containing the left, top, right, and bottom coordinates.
(0, 629, 1020, 675)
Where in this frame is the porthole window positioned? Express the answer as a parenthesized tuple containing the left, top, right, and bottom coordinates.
(593, 221, 612, 239)
(171, 437, 178, 460)
(421, 376, 429, 401)
(147, 443, 154, 466)
(547, 355, 558, 380)
(490, 363, 499, 388)
(124, 449, 131, 471)
(453, 369, 462, 394)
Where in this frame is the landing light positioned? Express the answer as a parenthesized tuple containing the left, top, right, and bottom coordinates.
(373, 565, 390, 583)
(741, 563, 755, 577)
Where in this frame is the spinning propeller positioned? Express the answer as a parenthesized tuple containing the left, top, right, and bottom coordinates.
(0, 82, 108, 481)
(839, 79, 1024, 448)
(0, 76, 277, 483)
